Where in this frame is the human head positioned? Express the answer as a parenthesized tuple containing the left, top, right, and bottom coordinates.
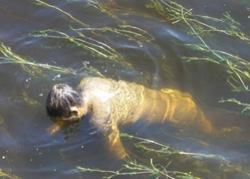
(46, 84, 85, 121)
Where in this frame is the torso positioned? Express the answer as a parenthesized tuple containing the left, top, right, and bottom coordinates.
(79, 77, 145, 126)
(79, 77, 209, 131)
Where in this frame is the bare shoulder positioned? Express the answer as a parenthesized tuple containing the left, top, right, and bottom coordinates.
(79, 77, 144, 88)
(78, 77, 116, 90)
(78, 77, 145, 95)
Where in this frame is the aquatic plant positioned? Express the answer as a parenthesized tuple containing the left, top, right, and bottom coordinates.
(0, 43, 76, 75)
(120, 133, 220, 158)
(38, 0, 249, 114)
(219, 98, 250, 115)
(87, 0, 121, 22)
(73, 133, 208, 179)
(31, 0, 158, 84)
(74, 158, 199, 179)
(30, 29, 126, 64)
(33, 0, 88, 27)
(0, 170, 19, 179)
(30, 26, 153, 65)
(147, 0, 250, 42)
(2, 0, 248, 178)
(72, 25, 154, 45)
(73, 132, 250, 179)
(146, 0, 250, 114)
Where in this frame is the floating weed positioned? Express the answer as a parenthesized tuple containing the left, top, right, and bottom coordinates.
(31, 0, 160, 84)
(4, 1, 248, 177)
(30, 0, 250, 115)
(121, 133, 250, 178)
(30, 29, 130, 66)
(30, 26, 155, 82)
(73, 158, 199, 179)
(31, 23, 155, 64)
(87, 0, 158, 44)
(0, 170, 19, 179)
(182, 44, 250, 91)
(146, 0, 250, 114)
(119, 24, 155, 42)
(33, 0, 88, 27)
(0, 43, 76, 75)
(219, 98, 250, 115)
(121, 133, 225, 160)
(70, 26, 118, 55)
(72, 133, 237, 178)
(0, 43, 42, 75)
(87, 0, 121, 22)
(72, 24, 154, 44)
(148, 0, 250, 43)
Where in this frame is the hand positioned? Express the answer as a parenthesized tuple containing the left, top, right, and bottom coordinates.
(46, 121, 65, 135)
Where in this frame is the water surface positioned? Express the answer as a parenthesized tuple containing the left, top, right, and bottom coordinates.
(0, 0, 250, 178)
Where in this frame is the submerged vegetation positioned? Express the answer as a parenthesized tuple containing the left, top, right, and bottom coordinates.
(1, 0, 250, 178)
(0, 170, 19, 179)
(146, 0, 250, 114)
(74, 159, 199, 179)
(0, 43, 76, 75)
(73, 133, 205, 179)
(73, 133, 249, 178)
(31, 0, 250, 115)
(0, 2, 248, 108)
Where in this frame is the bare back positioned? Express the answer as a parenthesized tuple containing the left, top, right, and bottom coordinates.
(78, 77, 213, 159)
(79, 77, 144, 126)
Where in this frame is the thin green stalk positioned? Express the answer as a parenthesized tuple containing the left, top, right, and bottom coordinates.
(0, 170, 19, 179)
(33, 0, 88, 27)
(0, 58, 76, 74)
(219, 98, 250, 115)
(122, 133, 226, 160)
(74, 158, 199, 179)
(71, 27, 119, 56)
(32, 29, 116, 59)
(0, 43, 76, 75)
(31, 29, 134, 67)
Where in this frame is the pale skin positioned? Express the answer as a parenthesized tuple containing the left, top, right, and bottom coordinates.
(47, 77, 214, 159)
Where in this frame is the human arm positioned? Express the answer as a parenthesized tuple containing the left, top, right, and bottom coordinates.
(79, 77, 130, 159)
(106, 124, 127, 159)
(90, 103, 128, 159)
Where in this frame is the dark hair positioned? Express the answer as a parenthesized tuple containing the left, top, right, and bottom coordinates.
(46, 84, 83, 118)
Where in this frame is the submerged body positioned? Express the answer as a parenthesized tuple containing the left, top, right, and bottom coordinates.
(46, 77, 213, 159)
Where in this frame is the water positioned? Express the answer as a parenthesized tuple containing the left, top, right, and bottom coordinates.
(0, 0, 250, 178)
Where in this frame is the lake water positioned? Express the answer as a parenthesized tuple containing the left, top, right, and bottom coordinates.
(0, 0, 250, 178)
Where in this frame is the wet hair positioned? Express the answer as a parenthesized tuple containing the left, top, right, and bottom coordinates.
(46, 84, 83, 118)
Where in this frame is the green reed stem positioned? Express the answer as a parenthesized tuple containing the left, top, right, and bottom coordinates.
(147, 0, 250, 114)
(74, 158, 199, 179)
(87, 0, 121, 21)
(70, 27, 119, 56)
(73, 132, 234, 178)
(0, 43, 76, 75)
(121, 133, 226, 159)
(33, 0, 88, 27)
(0, 170, 19, 179)
(30, 29, 133, 67)
(219, 98, 250, 115)
(32, 29, 116, 59)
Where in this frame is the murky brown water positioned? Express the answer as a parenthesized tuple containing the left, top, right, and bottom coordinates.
(0, 0, 250, 178)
